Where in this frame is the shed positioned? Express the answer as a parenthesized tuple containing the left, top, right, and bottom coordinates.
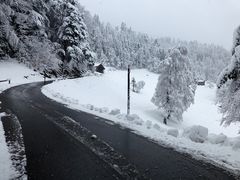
(197, 80, 206, 86)
(95, 63, 105, 74)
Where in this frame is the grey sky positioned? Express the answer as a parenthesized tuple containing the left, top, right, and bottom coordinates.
(79, 0, 240, 50)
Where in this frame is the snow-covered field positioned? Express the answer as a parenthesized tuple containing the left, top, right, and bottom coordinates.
(0, 60, 43, 179)
(43, 68, 240, 175)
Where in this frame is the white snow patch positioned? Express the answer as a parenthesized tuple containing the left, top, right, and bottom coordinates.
(0, 60, 43, 93)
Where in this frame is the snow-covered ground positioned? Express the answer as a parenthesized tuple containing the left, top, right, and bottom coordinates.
(43, 68, 240, 175)
(0, 60, 43, 179)
(0, 60, 43, 93)
(183, 86, 239, 137)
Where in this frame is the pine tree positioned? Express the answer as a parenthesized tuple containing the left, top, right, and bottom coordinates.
(217, 26, 240, 126)
(151, 46, 196, 124)
(57, 0, 94, 77)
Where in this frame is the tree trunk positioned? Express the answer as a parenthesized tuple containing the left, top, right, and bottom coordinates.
(163, 117, 167, 125)
(164, 112, 171, 125)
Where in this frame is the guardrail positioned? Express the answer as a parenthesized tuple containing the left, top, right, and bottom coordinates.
(0, 79, 11, 84)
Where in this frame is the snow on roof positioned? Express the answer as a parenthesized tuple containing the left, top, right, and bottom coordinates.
(94, 63, 104, 67)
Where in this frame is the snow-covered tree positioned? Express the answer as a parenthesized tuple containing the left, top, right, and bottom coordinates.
(57, 0, 94, 77)
(217, 26, 240, 126)
(151, 46, 196, 124)
(0, 0, 231, 81)
(232, 25, 240, 55)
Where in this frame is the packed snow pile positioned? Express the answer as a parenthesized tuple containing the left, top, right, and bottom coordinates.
(167, 129, 179, 138)
(208, 133, 228, 144)
(42, 69, 240, 174)
(0, 60, 43, 93)
(183, 125, 208, 143)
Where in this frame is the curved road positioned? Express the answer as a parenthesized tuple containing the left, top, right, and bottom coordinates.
(0, 82, 238, 180)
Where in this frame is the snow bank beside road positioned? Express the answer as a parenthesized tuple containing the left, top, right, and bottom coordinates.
(0, 113, 16, 179)
(42, 69, 240, 175)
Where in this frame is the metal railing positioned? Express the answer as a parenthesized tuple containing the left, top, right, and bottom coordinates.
(0, 79, 11, 84)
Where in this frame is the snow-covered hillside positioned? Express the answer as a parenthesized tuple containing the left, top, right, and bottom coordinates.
(0, 60, 43, 93)
(42, 68, 240, 174)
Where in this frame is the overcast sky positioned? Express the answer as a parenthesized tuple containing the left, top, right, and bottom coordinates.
(79, 0, 240, 50)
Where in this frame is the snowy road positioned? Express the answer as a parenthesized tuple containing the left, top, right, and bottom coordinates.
(0, 82, 238, 180)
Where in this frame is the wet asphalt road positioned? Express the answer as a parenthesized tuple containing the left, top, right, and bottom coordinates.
(0, 82, 238, 180)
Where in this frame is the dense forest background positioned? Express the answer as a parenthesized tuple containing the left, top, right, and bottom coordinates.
(0, 0, 231, 81)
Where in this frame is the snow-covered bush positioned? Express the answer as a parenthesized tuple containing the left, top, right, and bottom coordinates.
(151, 46, 196, 124)
(135, 81, 145, 93)
(183, 125, 208, 143)
(167, 129, 179, 138)
(131, 78, 145, 93)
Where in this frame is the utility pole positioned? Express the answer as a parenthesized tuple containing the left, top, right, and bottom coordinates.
(127, 65, 130, 115)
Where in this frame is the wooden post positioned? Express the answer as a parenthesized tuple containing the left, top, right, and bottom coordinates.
(127, 65, 130, 115)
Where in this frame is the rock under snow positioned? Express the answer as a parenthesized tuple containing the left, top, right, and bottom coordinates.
(91, 134, 97, 140)
(232, 137, 240, 150)
(85, 104, 94, 111)
(208, 133, 227, 144)
(126, 114, 141, 121)
(134, 119, 144, 126)
(126, 114, 144, 125)
(183, 125, 208, 143)
(99, 107, 109, 114)
(109, 109, 121, 116)
(153, 124, 161, 131)
(116, 114, 127, 120)
(145, 120, 152, 129)
(167, 129, 179, 138)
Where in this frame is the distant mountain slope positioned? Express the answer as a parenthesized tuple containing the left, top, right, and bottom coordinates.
(80, 5, 231, 82)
